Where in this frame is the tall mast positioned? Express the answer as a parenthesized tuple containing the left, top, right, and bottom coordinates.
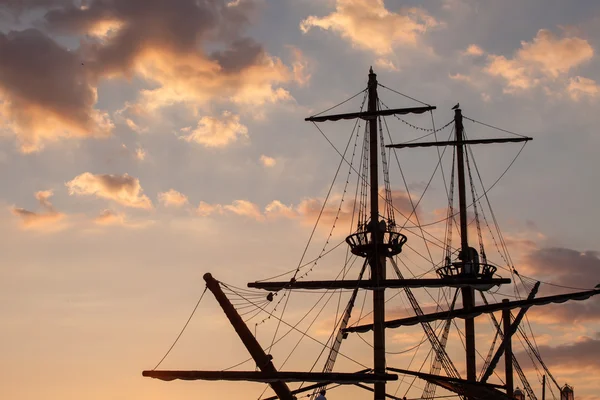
(454, 108, 477, 384)
(368, 67, 387, 400)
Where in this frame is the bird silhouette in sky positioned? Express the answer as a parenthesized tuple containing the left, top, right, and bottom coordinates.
(452, 103, 460, 110)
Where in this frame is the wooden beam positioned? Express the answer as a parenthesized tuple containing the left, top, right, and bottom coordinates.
(387, 137, 531, 149)
(344, 288, 600, 333)
(305, 106, 435, 122)
(142, 370, 398, 384)
(248, 278, 510, 291)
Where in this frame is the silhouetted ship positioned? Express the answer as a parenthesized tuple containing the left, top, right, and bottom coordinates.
(143, 68, 598, 400)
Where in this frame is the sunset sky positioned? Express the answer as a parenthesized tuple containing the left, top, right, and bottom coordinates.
(2, 1, 600, 399)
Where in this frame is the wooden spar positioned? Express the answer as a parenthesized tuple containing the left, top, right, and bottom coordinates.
(248, 277, 510, 291)
(344, 287, 600, 333)
(386, 367, 506, 390)
(386, 137, 531, 149)
(305, 106, 435, 122)
(481, 282, 540, 384)
(142, 370, 396, 384)
(261, 369, 372, 400)
(353, 382, 406, 399)
(202, 273, 294, 400)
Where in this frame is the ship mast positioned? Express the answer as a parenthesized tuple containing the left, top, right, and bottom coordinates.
(142, 68, 600, 400)
(367, 67, 387, 400)
(454, 108, 477, 383)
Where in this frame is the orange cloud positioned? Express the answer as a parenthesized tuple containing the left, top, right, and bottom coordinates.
(567, 76, 600, 101)
(462, 44, 484, 57)
(196, 199, 263, 221)
(66, 172, 152, 209)
(260, 155, 276, 167)
(181, 111, 248, 147)
(12, 190, 66, 231)
(485, 29, 594, 92)
(288, 46, 311, 86)
(44, 1, 295, 111)
(94, 209, 127, 226)
(300, 0, 438, 55)
(375, 58, 399, 71)
(158, 189, 189, 208)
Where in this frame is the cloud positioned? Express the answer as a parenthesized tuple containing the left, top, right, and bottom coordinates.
(92, 209, 153, 229)
(224, 200, 264, 220)
(259, 155, 276, 167)
(375, 58, 399, 71)
(520, 247, 600, 323)
(66, 172, 152, 209)
(0, 29, 113, 152)
(12, 190, 65, 230)
(196, 199, 263, 220)
(300, 0, 438, 55)
(523, 247, 600, 290)
(196, 201, 224, 217)
(462, 44, 484, 56)
(158, 189, 189, 208)
(93, 209, 126, 226)
(515, 334, 600, 373)
(181, 111, 248, 147)
(193, 189, 417, 229)
(264, 200, 296, 218)
(484, 29, 594, 92)
(134, 147, 146, 161)
(288, 46, 311, 86)
(567, 76, 600, 101)
(43, 0, 295, 110)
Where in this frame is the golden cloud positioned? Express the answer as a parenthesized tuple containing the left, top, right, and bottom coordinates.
(300, 0, 438, 55)
(12, 190, 66, 231)
(66, 172, 152, 209)
(260, 155, 276, 167)
(196, 199, 263, 221)
(485, 29, 594, 92)
(462, 44, 484, 57)
(44, 1, 295, 111)
(181, 111, 248, 147)
(94, 209, 127, 226)
(158, 189, 189, 208)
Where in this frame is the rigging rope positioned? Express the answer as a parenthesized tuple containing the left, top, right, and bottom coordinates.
(151, 286, 208, 370)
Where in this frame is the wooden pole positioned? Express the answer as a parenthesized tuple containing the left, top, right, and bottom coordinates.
(503, 299, 514, 398)
(542, 375, 546, 400)
(368, 67, 387, 400)
(455, 107, 477, 384)
(203, 273, 295, 400)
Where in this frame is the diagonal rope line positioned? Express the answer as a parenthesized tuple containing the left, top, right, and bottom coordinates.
(152, 286, 208, 370)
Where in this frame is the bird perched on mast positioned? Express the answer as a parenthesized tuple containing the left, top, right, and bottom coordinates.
(452, 103, 460, 110)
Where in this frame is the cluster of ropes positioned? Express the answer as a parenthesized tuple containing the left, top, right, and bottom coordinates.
(148, 81, 588, 400)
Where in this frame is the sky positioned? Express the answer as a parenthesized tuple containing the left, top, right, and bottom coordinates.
(1, 0, 600, 399)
